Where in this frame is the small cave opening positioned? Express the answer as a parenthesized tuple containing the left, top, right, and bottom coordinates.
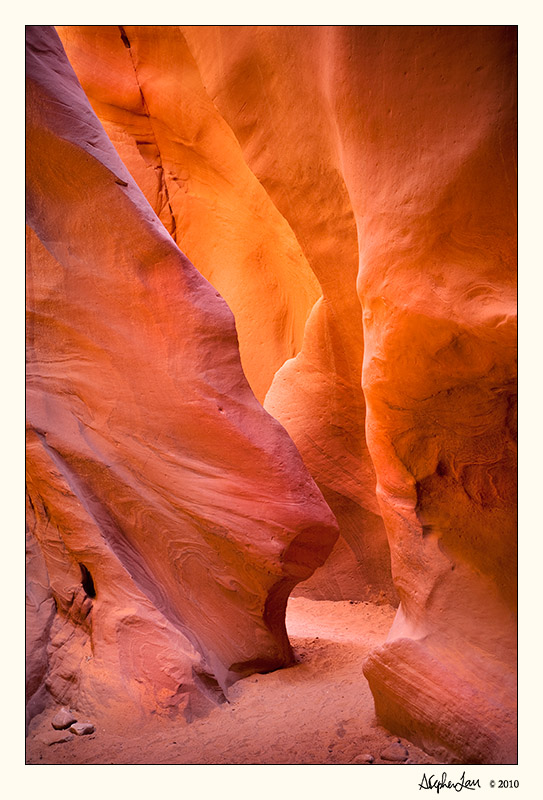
(79, 563, 96, 598)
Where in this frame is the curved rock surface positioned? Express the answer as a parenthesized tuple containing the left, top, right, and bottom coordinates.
(26, 25, 338, 724)
(180, 25, 517, 763)
(56, 24, 320, 405)
(332, 26, 516, 764)
(57, 24, 397, 605)
(27, 25, 517, 764)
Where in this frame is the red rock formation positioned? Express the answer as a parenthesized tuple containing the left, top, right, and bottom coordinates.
(161, 25, 518, 762)
(55, 24, 320, 405)
(26, 25, 338, 727)
(27, 24, 517, 764)
(56, 24, 397, 605)
(328, 26, 517, 764)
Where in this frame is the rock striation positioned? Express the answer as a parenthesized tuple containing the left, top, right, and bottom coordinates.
(26, 24, 517, 764)
(331, 26, 517, 764)
(56, 23, 398, 605)
(180, 25, 518, 763)
(55, 25, 321, 405)
(26, 25, 338, 726)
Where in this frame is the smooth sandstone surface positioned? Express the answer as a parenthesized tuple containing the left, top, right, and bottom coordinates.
(26, 25, 338, 726)
(180, 25, 517, 763)
(56, 25, 321, 405)
(27, 25, 517, 764)
(57, 24, 397, 605)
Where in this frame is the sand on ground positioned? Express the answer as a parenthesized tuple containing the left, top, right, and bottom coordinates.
(26, 598, 437, 765)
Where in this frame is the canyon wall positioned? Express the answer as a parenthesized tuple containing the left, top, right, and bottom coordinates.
(26, 25, 338, 728)
(27, 25, 517, 763)
(56, 24, 397, 604)
(180, 26, 517, 763)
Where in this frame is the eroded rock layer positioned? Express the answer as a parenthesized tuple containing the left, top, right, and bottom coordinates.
(55, 24, 321, 405)
(27, 24, 517, 764)
(57, 24, 397, 605)
(26, 25, 338, 725)
(180, 25, 517, 763)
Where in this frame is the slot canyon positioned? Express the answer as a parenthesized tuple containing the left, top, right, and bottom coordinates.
(25, 24, 517, 766)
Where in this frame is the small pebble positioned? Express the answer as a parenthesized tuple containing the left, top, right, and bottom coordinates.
(380, 741, 409, 762)
(51, 707, 77, 730)
(70, 722, 95, 736)
(351, 753, 374, 764)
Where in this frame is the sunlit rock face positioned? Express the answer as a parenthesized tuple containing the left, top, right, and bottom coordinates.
(27, 25, 516, 763)
(328, 27, 516, 764)
(55, 25, 321, 406)
(177, 26, 517, 763)
(25, 25, 338, 727)
(57, 24, 397, 606)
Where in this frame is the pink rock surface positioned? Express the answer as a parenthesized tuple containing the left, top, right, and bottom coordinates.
(26, 25, 517, 764)
(56, 25, 321, 405)
(70, 722, 95, 736)
(169, 25, 518, 762)
(56, 24, 397, 605)
(179, 25, 400, 605)
(39, 730, 75, 746)
(26, 25, 338, 725)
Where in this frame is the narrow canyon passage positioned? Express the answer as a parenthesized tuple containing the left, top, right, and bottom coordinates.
(26, 25, 516, 767)
(26, 599, 436, 765)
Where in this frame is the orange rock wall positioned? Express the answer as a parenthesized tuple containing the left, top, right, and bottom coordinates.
(27, 25, 517, 763)
(57, 24, 397, 604)
(180, 25, 517, 762)
(26, 25, 338, 726)
(55, 25, 321, 405)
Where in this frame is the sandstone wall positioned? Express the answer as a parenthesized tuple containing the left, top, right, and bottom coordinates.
(57, 24, 397, 604)
(27, 25, 517, 762)
(26, 25, 338, 726)
(181, 25, 517, 762)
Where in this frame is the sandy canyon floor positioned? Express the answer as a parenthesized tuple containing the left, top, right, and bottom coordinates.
(26, 598, 437, 766)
